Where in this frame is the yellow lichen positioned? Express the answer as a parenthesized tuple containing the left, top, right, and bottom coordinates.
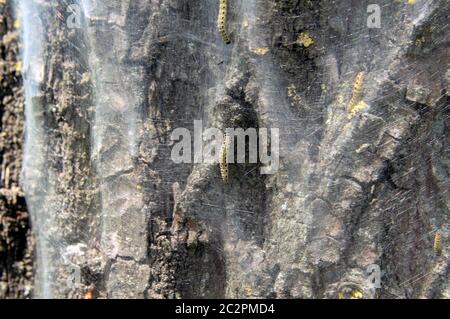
(287, 84, 296, 97)
(297, 32, 314, 48)
(407, 0, 416, 5)
(252, 47, 269, 55)
(80, 72, 91, 84)
(287, 84, 301, 104)
(244, 287, 253, 297)
(414, 36, 426, 46)
(350, 290, 363, 299)
(14, 61, 22, 73)
(13, 18, 21, 29)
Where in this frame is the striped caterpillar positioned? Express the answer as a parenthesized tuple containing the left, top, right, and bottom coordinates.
(434, 231, 442, 255)
(347, 71, 365, 112)
(219, 132, 230, 183)
(217, 0, 231, 44)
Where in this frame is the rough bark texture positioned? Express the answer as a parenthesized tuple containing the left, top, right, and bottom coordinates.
(2, 0, 449, 299)
(0, 1, 33, 299)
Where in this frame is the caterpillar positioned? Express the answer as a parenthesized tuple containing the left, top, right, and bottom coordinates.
(347, 71, 365, 112)
(217, 0, 231, 44)
(434, 231, 442, 255)
(219, 132, 230, 183)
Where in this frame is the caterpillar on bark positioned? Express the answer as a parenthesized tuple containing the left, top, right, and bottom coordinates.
(347, 71, 365, 112)
(219, 132, 230, 183)
(434, 231, 442, 255)
(218, 0, 231, 44)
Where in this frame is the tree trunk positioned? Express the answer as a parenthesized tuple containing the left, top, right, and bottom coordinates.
(2, 0, 449, 298)
(0, 0, 33, 299)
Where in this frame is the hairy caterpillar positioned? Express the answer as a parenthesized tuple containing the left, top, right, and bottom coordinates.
(347, 71, 365, 112)
(219, 132, 230, 183)
(434, 231, 442, 255)
(217, 0, 231, 44)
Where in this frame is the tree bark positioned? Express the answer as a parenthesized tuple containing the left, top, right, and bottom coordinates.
(0, 1, 33, 299)
(2, 0, 449, 299)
